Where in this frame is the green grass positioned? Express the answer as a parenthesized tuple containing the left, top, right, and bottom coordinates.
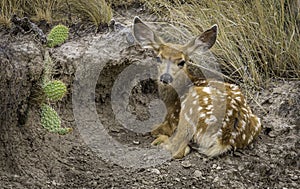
(143, 0, 300, 86)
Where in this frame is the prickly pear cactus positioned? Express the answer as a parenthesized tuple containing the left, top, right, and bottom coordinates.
(40, 104, 72, 135)
(47, 24, 69, 47)
(43, 80, 67, 101)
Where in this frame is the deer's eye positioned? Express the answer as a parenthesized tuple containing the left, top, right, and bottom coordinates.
(178, 60, 185, 68)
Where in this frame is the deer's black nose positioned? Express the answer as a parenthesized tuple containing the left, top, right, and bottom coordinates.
(160, 73, 173, 84)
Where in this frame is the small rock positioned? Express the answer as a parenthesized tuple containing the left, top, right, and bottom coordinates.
(237, 165, 244, 171)
(193, 170, 203, 178)
(90, 181, 97, 187)
(148, 168, 160, 175)
(181, 160, 192, 168)
(212, 164, 217, 169)
(290, 174, 298, 181)
(133, 140, 140, 145)
(213, 176, 219, 183)
(174, 177, 180, 182)
(268, 131, 277, 138)
(51, 180, 58, 186)
(216, 166, 222, 170)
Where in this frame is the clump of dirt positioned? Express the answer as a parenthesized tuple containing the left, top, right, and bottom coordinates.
(0, 18, 299, 189)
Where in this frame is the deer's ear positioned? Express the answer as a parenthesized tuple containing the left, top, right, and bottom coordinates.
(133, 17, 163, 49)
(183, 25, 218, 55)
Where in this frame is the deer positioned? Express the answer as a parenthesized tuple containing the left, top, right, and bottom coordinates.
(132, 17, 262, 159)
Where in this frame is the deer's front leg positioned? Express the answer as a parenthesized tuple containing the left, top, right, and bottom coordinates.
(151, 120, 173, 137)
(151, 134, 191, 159)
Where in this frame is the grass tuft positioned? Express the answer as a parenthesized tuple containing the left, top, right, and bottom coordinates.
(0, 0, 112, 27)
(0, 0, 22, 28)
(68, 0, 113, 27)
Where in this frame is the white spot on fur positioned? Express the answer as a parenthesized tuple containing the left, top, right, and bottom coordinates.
(206, 104, 213, 110)
(189, 108, 193, 115)
(231, 99, 237, 105)
(242, 107, 248, 113)
(227, 109, 233, 116)
(248, 135, 253, 144)
(241, 120, 246, 130)
(203, 87, 212, 94)
(199, 113, 206, 118)
(225, 117, 230, 122)
(205, 115, 217, 125)
(230, 84, 239, 90)
(236, 96, 241, 101)
(197, 106, 203, 111)
(193, 100, 198, 105)
(203, 97, 209, 104)
(206, 111, 213, 115)
(222, 122, 227, 128)
(217, 129, 222, 137)
(232, 132, 237, 138)
(230, 139, 235, 144)
(231, 105, 238, 111)
(232, 91, 241, 95)
(242, 134, 246, 140)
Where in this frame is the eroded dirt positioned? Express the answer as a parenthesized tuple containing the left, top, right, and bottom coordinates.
(0, 18, 299, 189)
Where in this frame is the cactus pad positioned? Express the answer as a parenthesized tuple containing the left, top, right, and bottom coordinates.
(43, 80, 67, 101)
(47, 24, 69, 47)
(40, 104, 72, 135)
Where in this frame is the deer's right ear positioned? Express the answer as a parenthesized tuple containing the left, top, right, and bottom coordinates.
(133, 17, 162, 49)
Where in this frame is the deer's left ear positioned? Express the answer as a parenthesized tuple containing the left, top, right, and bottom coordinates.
(183, 25, 218, 55)
(133, 16, 163, 49)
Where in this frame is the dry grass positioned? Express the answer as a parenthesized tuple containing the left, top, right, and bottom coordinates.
(29, 0, 65, 23)
(68, 0, 112, 26)
(0, 0, 22, 28)
(143, 0, 300, 86)
(0, 0, 112, 28)
(1, 0, 299, 86)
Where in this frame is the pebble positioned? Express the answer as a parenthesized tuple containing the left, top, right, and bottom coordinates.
(174, 177, 181, 182)
(290, 174, 298, 181)
(193, 170, 203, 178)
(181, 160, 192, 168)
(148, 168, 160, 175)
(133, 140, 140, 145)
(213, 176, 219, 183)
(216, 165, 222, 170)
(238, 165, 244, 171)
(212, 164, 217, 169)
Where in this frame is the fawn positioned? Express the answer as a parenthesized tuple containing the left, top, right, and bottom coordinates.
(132, 17, 261, 159)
